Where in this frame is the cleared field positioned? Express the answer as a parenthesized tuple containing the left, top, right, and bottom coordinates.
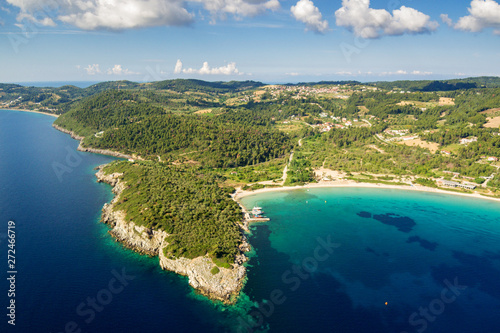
(194, 109, 212, 114)
(439, 97, 455, 106)
(397, 138, 440, 153)
(367, 144, 386, 154)
(397, 101, 416, 106)
(480, 108, 500, 115)
(396, 100, 439, 108)
(277, 123, 302, 133)
(357, 106, 369, 115)
(484, 116, 500, 128)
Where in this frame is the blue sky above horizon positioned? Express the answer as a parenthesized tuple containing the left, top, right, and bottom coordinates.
(1, 0, 500, 84)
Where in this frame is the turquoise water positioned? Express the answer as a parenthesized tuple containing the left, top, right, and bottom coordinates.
(2, 109, 500, 333)
(240, 188, 500, 333)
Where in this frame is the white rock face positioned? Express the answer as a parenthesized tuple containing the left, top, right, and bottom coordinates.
(95, 165, 247, 303)
(158, 250, 246, 303)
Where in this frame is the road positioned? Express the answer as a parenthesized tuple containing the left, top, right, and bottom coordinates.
(281, 151, 294, 185)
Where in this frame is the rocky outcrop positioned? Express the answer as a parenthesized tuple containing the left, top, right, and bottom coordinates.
(159, 252, 246, 303)
(97, 167, 167, 255)
(52, 124, 84, 141)
(52, 124, 135, 160)
(95, 165, 248, 304)
(78, 146, 135, 160)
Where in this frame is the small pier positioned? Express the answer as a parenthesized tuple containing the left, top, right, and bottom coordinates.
(246, 217, 271, 222)
(242, 206, 271, 223)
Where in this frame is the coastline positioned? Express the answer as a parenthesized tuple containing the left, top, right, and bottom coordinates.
(0, 107, 59, 118)
(233, 180, 500, 208)
(96, 165, 247, 304)
(52, 124, 136, 160)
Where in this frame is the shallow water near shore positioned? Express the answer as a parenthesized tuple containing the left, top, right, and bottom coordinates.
(240, 188, 500, 332)
(2, 110, 500, 333)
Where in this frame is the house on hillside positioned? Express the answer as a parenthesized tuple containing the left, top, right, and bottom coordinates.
(459, 137, 478, 145)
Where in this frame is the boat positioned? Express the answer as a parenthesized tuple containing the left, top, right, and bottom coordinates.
(252, 206, 264, 215)
(251, 206, 265, 218)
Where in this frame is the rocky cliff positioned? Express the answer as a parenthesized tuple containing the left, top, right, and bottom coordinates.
(52, 124, 136, 160)
(52, 124, 85, 141)
(95, 165, 248, 304)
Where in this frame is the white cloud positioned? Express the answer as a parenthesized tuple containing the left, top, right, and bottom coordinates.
(411, 70, 433, 75)
(455, 0, 500, 34)
(440, 14, 453, 27)
(335, 70, 433, 77)
(195, 0, 280, 22)
(174, 59, 183, 74)
(335, 0, 438, 39)
(379, 70, 407, 75)
(291, 0, 329, 33)
(16, 11, 56, 27)
(181, 61, 242, 75)
(106, 64, 138, 75)
(84, 64, 101, 75)
(286, 72, 300, 76)
(6, 0, 280, 30)
(60, 0, 194, 30)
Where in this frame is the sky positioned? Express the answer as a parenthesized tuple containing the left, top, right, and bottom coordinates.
(0, 0, 500, 84)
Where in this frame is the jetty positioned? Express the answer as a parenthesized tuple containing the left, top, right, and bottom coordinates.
(243, 206, 271, 222)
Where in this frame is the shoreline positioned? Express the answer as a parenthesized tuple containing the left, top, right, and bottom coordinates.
(51, 124, 136, 160)
(1, 107, 59, 118)
(51, 124, 248, 304)
(96, 165, 246, 304)
(233, 180, 500, 208)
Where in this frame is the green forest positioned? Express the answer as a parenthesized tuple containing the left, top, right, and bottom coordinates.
(103, 161, 242, 266)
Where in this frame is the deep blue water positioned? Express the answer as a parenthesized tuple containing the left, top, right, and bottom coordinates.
(0, 110, 244, 333)
(2, 110, 500, 333)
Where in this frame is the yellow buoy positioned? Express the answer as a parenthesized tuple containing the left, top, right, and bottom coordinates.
(385, 302, 388, 306)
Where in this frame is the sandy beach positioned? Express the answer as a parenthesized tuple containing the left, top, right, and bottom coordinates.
(234, 180, 500, 205)
(1, 108, 59, 118)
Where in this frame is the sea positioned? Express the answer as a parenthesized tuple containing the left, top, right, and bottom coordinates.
(1, 109, 500, 333)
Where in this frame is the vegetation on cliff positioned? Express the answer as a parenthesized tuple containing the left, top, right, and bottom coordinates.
(103, 161, 242, 266)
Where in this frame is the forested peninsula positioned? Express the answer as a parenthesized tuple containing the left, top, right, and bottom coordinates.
(4, 77, 500, 302)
